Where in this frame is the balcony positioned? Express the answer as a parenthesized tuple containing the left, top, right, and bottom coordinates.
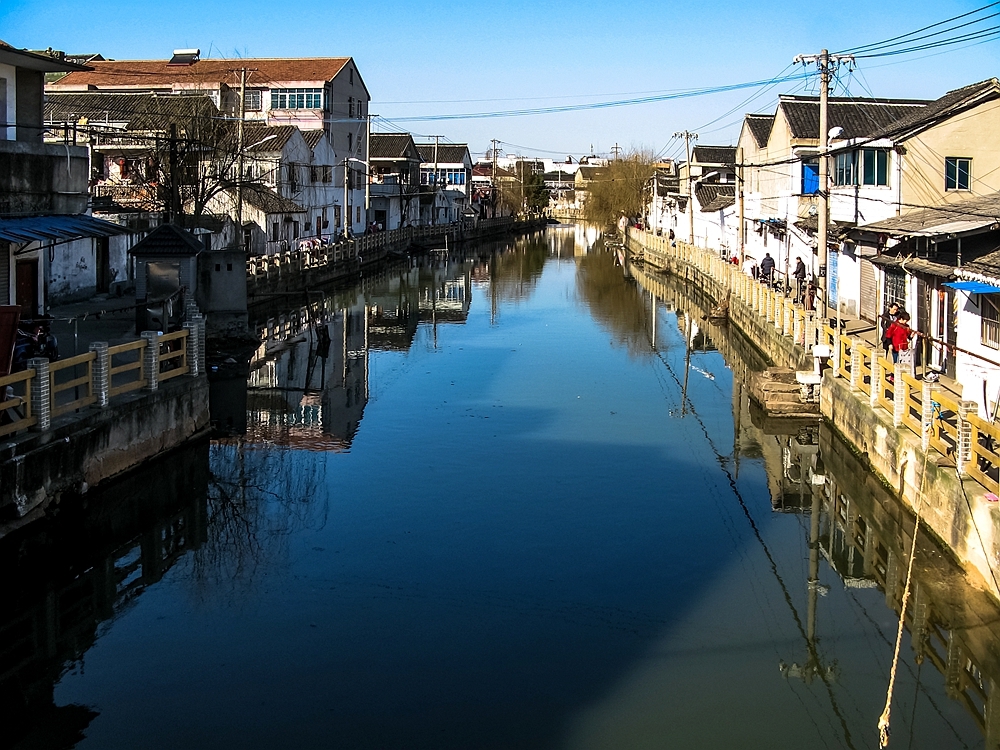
(92, 182, 160, 209)
(0, 140, 89, 216)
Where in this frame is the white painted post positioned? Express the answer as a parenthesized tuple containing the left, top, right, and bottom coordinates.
(142, 331, 160, 391)
(957, 400, 977, 476)
(192, 312, 206, 373)
(849, 337, 862, 391)
(28, 358, 50, 431)
(89, 342, 110, 407)
(921, 380, 936, 452)
(893, 363, 906, 427)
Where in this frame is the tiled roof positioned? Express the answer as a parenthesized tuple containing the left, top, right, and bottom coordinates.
(745, 113, 774, 147)
(44, 92, 219, 130)
(242, 124, 299, 152)
(240, 185, 305, 214)
(49, 57, 352, 89)
(695, 183, 736, 212)
(692, 145, 736, 165)
(779, 95, 929, 140)
(301, 130, 325, 149)
(416, 143, 470, 164)
(128, 223, 206, 256)
(858, 191, 1000, 237)
(370, 132, 419, 160)
(871, 78, 1000, 142)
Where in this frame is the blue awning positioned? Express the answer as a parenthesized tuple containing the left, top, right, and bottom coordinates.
(0, 214, 127, 244)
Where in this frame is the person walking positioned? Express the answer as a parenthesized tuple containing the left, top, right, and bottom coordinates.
(885, 312, 914, 382)
(759, 252, 775, 286)
(880, 302, 900, 358)
(793, 256, 807, 302)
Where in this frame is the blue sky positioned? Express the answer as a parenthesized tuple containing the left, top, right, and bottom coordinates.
(3, 0, 998, 161)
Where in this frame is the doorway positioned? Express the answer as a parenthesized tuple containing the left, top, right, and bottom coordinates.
(15, 259, 38, 317)
(96, 236, 111, 293)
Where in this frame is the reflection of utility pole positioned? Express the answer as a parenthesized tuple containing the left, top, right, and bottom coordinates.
(681, 312, 692, 415)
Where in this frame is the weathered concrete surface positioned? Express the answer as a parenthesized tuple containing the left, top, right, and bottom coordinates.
(750, 367, 820, 417)
(0, 374, 210, 532)
(822, 374, 1000, 598)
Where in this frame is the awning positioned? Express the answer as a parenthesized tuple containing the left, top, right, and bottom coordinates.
(0, 214, 127, 244)
(943, 281, 1000, 293)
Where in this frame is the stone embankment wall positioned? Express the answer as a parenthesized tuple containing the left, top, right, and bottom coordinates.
(626, 228, 1000, 600)
(0, 375, 210, 538)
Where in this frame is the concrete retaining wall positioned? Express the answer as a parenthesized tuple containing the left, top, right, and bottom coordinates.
(0, 375, 210, 533)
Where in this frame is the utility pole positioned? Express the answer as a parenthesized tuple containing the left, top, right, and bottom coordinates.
(794, 50, 854, 321)
(168, 123, 181, 226)
(433, 135, 439, 226)
(491, 139, 499, 218)
(737, 146, 745, 263)
(673, 130, 698, 245)
(234, 67, 254, 251)
(365, 112, 373, 228)
(611, 143, 622, 160)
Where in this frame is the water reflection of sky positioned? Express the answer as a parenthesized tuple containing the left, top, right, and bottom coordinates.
(35, 228, 994, 749)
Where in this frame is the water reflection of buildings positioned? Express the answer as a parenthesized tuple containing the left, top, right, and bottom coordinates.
(0, 444, 208, 748)
(235, 260, 475, 450)
(634, 260, 1000, 747)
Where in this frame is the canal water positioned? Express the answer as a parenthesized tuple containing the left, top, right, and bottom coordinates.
(2, 225, 997, 749)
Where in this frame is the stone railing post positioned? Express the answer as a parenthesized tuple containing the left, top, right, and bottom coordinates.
(28, 357, 50, 431)
(141, 331, 160, 391)
(793, 305, 803, 344)
(89, 342, 110, 407)
(192, 312, 206, 373)
(921, 379, 936, 452)
(893, 363, 906, 427)
(870, 357, 882, 408)
(849, 337, 862, 391)
(957, 400, 977, 476)
(183, 323, 200, 377)
(783, 301, 793, 336)
(765, 289, 773, 322)
(804, 312, 816, 353)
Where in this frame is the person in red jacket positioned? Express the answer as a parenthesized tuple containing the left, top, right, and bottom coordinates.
(885, 312, 913, 364)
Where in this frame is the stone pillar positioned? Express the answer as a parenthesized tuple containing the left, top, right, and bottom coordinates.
(783, 302, 793, 337)
(183, 323, 200, 377)
(870, 358, 882, 408)
(893, 364, 906, 427)
(957, 400, 977, 476)
(919, 380, 936, 452)
(89, 342, 110, 407)
(765, 290, 773, 323)
(28, 357, 50, 431)
(804, 312, 816, 353)
(192, 312, 207, 374)
(793, 305, 803, 345)
(142, 331, 160, 391)
(849, 337, 862, 391)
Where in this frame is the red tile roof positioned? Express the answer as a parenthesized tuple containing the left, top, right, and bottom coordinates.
(49, 57, 352, 89)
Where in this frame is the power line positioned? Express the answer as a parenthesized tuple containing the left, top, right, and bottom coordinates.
(838, 1, 1000, 54)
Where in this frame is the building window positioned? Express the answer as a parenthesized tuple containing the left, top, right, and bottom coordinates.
(270, 88, 324, 109)
(322, 165, 332, 183)
(244, 90, 262, 111)
(271, 222, 279, 242)
(801, 159, 819, 195)
(884, 269, 906, 310)
(945, 157, 971, 191)
(356, 205, 361, 223)
(348, 132, 352, 152)
(293, 221, 300, 240)
(833, 149, 888, 186)
(834, 152, 856, 186)
(349, 97, 355, 118)
(310, 165, 318, 183)
(287, 164, 298, 191)
(982, 295, 1000, 349)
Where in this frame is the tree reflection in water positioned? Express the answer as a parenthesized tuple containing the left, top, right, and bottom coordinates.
(576, 245, 654, 358)
(487, 233, 548, 303)
(190, 443, 327, 601)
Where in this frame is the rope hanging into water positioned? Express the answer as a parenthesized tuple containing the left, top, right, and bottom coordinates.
(877, 449, 928, 748)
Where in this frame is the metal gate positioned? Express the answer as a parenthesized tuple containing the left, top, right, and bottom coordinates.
(860, 258, 877, 322)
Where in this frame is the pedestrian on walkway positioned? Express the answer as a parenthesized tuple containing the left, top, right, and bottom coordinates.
(793, 256, 807, 302)
(886, 311, 913, 365)
(880, 302, 900, 358)
(759, 253, 775, 285)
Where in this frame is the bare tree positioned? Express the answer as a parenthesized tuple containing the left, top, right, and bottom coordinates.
(584, 148, 657, 226)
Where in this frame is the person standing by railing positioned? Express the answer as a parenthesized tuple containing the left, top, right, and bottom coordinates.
(793, 256, 807, 303)
(760, 252, 775, 287)
(885, 312, 914, 382)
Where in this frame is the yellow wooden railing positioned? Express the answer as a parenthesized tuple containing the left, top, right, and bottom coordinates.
(0, 328, 195, 438)
(0, 369, 36, 438)
(626, 226, 1000, 492)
